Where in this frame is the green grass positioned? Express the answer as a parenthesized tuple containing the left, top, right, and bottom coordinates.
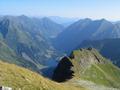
(82, 64, 120, 88)
(0, 61, 85, 90)
(68, 49, 120, 88)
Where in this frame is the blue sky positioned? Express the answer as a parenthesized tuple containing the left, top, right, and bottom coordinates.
(0, 0, 120, 20)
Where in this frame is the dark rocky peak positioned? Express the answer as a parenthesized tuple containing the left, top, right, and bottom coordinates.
(52, 48, 106, 82)
(69, 51, 75, 59)
(52, 56, 74, 82)
(87, 47, 93, 51)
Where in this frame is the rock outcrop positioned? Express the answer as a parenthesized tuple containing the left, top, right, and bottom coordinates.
(52, 48, 120, 89)
(52, 57, 74, 82)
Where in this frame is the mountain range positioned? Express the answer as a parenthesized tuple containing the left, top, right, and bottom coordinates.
(0, 15, 120, 90)
(53, 18, 120, 54)
(0, 15, 64, 73)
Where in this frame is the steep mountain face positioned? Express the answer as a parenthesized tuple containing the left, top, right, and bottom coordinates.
(38, 17, 65, 38)
(0, 60, 85, 90)
(78, 39, 120, 67)
(17, 16, 64, 39)
(52, 48, 120, 89)
(0, 15, 63, 72)
(54, 19, 120, 54)
(52, 57, 74, 82)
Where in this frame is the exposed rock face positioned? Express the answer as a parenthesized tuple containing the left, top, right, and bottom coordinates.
(52, 48, 120, 89)
(69, 51, 75, 59)
(78, 39, 120, 67)
(52, 48, 105, 82)
(52, 57, 74, 82)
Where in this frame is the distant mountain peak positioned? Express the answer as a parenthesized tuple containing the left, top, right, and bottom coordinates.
(41, 17, 51, 21)
(100, 18, 110, 23)
(83, 18, 92, 21)
(18, 15, 30, 19)
(0, 15, 63, 73)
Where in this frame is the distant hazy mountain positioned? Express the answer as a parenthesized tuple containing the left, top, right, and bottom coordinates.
(53, 48, 120, 89)
(0, 15, 63, 72)
(78, 38, 120, 67)
(49, 16, 78, 27)
(36, 17, 64, 38)
(54, 18, 120, 54)
(19, 16, 64, 38)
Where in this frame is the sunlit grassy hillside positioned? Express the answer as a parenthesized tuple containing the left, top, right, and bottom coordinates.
(0, 60, 85, 90)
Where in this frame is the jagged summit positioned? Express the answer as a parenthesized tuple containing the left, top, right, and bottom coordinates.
(69, 48, 105, 65)
(53, 48, 105, 82)
(52, 48, 120, 89)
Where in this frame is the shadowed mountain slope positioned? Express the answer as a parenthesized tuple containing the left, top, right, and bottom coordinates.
(0, 15, 64, 73)
(54, 19, 120, 54)
(53, 48, 120, 89)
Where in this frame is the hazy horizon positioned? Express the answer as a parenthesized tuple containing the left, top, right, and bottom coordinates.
(0, 0, 120, 21)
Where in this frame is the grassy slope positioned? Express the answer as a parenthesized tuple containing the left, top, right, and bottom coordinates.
(0, 60, 85, 90)
(69, 49, 120, 88)
(82, 63, 120, 88)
